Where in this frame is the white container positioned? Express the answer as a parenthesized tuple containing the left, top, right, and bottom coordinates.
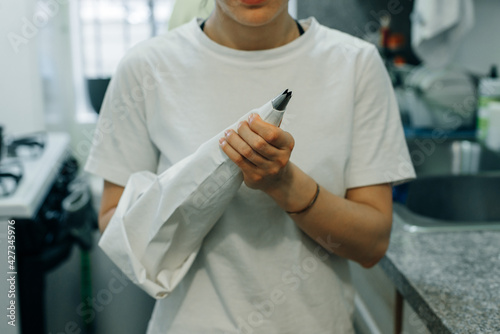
(486, 102, 500, 151)
(477, 77, 500, 141)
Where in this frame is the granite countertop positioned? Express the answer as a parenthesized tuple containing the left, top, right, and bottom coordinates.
(379, 213, 500, 334)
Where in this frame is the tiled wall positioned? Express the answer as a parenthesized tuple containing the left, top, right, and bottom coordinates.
(296, 0, 418, 64)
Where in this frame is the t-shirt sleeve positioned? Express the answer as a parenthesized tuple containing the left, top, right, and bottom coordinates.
(345, 45, 415, 189)
(84, 52, 159, 186)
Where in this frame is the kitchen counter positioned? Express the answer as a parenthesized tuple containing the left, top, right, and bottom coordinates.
(380, 212, 500, 333)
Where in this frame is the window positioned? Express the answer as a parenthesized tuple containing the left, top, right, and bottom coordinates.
(74, 0, 174, 119)
(79, 0, 175, 78)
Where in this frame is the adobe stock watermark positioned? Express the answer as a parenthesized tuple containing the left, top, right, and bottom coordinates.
(7, 0, 69, 54)
(48, 268, 130, 334)
(234, 234, 341, 334)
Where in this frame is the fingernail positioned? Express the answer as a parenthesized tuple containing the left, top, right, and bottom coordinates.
(237, 121, 245, 129)
(219, 137, 226, 145)
(224, 130, 231, 137)
(248, 113, 255, 122)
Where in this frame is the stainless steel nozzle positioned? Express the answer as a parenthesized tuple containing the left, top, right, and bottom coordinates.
(272, 89, 293, 111)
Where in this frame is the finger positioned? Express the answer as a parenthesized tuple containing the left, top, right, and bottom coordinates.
(222, 129, 268, 167)
(237, 121, 278, 160)
(219, 137, 255, 173)
(248, 114, 294, 150)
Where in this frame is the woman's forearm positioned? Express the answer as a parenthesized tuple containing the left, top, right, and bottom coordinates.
(265, 163, 393, 268)
(98, 207, 116, 234)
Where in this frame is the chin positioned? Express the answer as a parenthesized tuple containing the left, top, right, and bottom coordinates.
(219, 0, 289, 27)
(236, 12, 281, 27)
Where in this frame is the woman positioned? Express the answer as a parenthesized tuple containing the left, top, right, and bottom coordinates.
(85, 1, 415, 332)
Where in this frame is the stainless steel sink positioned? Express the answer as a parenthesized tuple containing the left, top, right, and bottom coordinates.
(394, 138, 500, 232)
(407, 138, 500, 176)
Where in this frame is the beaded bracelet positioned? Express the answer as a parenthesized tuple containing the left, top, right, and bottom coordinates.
(286, 183, 320, 215)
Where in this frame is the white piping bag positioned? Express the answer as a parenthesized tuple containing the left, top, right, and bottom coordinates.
(99, 90, 292, 298)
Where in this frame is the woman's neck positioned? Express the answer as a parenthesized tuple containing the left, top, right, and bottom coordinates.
(203, 5, 299, 51)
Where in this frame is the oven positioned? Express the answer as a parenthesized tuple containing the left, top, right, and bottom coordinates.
(0, 132, 97, 334)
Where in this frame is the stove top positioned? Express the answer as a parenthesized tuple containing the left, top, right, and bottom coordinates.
(0, 132, 70, 219)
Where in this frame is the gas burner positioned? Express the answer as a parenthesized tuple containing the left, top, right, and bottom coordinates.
(6, 131, 46, 160)
(0, 132, 70, 218)
(0, 159, 23, 197)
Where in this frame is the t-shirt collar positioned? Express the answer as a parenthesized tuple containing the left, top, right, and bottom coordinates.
(189, 17, 317, 65)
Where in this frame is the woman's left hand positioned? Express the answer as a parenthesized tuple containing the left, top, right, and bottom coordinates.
(219, 113, 295, 192)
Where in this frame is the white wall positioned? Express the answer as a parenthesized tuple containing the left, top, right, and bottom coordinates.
(453, 0, 500, 75)
(0, 0, 45, 137)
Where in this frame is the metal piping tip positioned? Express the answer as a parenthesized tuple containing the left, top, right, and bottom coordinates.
(272, 89, 293, 111)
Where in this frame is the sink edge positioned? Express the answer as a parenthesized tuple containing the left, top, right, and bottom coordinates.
(393, 204, 500, 233)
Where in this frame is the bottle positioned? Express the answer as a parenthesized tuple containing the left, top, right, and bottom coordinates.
(485, 102, 500, 151)
(0, 125, 3, 161)
(477, 65, 500, 141)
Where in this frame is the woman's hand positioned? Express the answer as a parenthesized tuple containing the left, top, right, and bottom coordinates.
(219, 113, 295, 193)
(219, 113, 393, 269)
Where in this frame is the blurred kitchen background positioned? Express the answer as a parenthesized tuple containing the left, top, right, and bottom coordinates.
(1, 0, 500, 333)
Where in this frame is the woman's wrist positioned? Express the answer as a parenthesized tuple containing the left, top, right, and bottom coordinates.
(264, 163, 318, 214)
(286, 182, 320, 215)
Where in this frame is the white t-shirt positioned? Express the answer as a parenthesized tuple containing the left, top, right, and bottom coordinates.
(85, 17, 415, 334)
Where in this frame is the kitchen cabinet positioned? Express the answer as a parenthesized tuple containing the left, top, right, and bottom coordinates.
(350, 262, 430, 334)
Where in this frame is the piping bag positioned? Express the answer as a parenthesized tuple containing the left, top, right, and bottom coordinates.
(99, 90, 292, 298)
